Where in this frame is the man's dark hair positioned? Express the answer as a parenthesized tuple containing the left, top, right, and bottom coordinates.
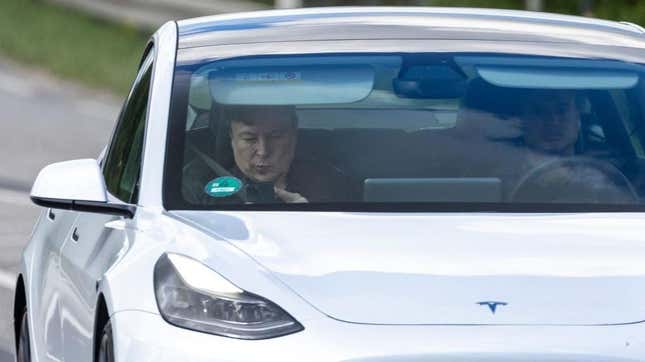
(221, 105, 298, 129)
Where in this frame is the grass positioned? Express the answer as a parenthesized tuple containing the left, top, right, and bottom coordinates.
(296, 0, 645, 26)
(426, 0, 645, 26)
(0, 0, 151, 95)
(0, 0, 643, 96)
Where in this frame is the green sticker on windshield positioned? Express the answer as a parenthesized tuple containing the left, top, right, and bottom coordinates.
(204, 176, 243, 198)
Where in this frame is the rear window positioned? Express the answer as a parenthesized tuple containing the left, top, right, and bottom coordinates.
(164, 52, 645, 211)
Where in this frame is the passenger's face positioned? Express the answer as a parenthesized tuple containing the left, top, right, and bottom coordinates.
(230, 116, 297, 184)
(521, 92, 580, 154)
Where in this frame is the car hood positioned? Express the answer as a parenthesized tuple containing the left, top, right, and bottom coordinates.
(172, 211, 645, 326)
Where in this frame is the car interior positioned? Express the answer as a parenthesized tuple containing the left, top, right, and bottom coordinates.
(178, 54, 645, 205)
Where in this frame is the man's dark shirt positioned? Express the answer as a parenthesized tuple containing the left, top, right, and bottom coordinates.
(182, 156, 348, 205)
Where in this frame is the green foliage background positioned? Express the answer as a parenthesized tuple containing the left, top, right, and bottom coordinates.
(304, 0, 645, 26)
(1, 0, 643, 94)
(0, 0, 150, 95)
(426, 0, 645, 26)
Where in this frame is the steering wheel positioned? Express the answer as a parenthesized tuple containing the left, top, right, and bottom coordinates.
(508, 156, 639, 204)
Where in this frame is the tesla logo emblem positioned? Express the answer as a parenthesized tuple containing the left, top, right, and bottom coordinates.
(477, 301, 507, 314)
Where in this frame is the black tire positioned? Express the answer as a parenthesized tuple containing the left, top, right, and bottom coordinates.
(97, 321, 115, 362)
(16, 308, 31, 362)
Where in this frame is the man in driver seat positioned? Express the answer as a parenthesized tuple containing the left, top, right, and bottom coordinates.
(508, 90, 585, 200)
(519, 89, 581, 165)
(509, 89, 635, 203)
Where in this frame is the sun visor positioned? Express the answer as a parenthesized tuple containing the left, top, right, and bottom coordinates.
(456, 56, 641, 90)
(209, 64, 375, 105)
(477, 66, 638, 90)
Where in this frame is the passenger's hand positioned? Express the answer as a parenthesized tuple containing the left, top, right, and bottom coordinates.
(275, 187, 308, 203)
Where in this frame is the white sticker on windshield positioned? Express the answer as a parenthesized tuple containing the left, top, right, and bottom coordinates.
(230, 71, 302, 82)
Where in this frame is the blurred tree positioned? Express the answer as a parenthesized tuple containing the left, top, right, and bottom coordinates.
(286, 0, 644, 25)
(525, 0, 543, 11)
(276, 0, 303, 7)
(579, 0, 593, 16)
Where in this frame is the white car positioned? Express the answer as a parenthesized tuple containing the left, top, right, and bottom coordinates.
(14, 7, 645, 362)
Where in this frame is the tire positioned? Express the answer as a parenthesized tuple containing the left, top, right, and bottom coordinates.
(97, 321, 115, 362)
(16, 308, 31, 362)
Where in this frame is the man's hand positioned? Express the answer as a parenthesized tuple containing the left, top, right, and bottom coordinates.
(274, 187, 308, 203)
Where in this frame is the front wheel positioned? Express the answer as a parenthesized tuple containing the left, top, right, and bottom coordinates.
(97, 321, 115, 362)
(16, 308, 31, 362)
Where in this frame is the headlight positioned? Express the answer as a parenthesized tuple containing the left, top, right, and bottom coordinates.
(153, 253, 303, 339)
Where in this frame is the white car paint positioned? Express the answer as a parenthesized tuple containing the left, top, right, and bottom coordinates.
(173, 211, 645, 326)
(30, 159, 107, 203)
(112, 310, 645, 361)
(19, 20, 178, 362)
(23, 203, 645, 361)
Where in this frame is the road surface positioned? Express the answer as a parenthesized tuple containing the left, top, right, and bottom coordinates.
(0, 57, 120, 360)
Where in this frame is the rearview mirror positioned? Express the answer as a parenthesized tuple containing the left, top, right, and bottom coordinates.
(393, 65, 466, 99)
(30, 159, 134, 218)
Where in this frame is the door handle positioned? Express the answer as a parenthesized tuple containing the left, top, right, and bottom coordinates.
(71, 227, 79, 242)
(47, 209, 56, 221)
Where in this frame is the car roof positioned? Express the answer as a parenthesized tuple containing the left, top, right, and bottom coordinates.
(176, 7, 645, 49)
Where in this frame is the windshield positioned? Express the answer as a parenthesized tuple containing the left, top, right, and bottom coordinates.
(164, 51, 645, 211)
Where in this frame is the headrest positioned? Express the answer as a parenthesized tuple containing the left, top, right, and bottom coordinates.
(456, 78, 524, 141)
(460, 77, 521, 118)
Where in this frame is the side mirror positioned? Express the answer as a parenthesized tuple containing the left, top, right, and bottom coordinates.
(30, 159, 135, 218)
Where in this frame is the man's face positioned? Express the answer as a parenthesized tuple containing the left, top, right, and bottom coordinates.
(230, 114, 297, 184)
(521, 92, 581, 155)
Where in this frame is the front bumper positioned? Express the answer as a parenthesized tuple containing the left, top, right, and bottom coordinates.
(112, 310, 645, 361)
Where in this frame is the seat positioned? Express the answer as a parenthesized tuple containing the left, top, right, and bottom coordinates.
(449, 78, 525, 179)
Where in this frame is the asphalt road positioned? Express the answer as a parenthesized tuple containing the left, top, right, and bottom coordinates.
(0, 57, 120, 360)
